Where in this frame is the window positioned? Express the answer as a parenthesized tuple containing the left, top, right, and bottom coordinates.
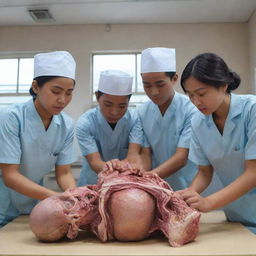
(0, 54, 34, 110)
(92, 52, 148, 105)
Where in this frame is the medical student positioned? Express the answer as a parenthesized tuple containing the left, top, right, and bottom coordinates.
(138, 47, 197, 190)
(76, 70, 143, 186)
(0, 51, 77, 227)
(179, 52, 256, 233)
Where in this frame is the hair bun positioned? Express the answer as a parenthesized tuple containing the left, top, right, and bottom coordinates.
(228, 71, 240, 91)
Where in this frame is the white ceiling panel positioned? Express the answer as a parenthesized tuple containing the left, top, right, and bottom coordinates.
(0, 0, 255, 26)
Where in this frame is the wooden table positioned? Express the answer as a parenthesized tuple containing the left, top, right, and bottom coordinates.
(0, 211, 255, 256)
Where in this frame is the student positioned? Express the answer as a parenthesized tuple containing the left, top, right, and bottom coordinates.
(0, 51, 77, 227)
(76, 70, 143, 186)
(179, 52, 256, 233)
(138, 47, 197, 190)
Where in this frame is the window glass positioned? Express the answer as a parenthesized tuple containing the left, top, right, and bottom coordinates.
(0, 56, 34, 109)
(0, 95, 31, 111)
(92, 53, 148, 105)
(18, 58, 34, 93)
(93, 54, 136, 91)
(0, 59, 18, 93)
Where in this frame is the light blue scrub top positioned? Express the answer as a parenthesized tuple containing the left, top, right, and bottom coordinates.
(0, 99, 76, 226)
(189, 93, 256, 233)
(76, 106, 143, 186)
(138, 92, 198, 191)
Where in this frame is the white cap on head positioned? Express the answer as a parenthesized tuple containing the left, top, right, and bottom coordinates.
(98, 70, 133, 96)
(33, 51, 76, 80)
(141, 47, 176, 73)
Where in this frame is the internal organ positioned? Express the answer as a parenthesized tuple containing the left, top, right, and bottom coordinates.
(30, 165, 201, 247)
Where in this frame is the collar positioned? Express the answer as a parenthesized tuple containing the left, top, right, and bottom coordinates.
(95, 106, 128, 126)
(205, 93, 242, 127)
(27, 99, 61, 126)
(153, 91, 177, 116)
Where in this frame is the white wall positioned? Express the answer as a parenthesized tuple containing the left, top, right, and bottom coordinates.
(0, 23, 249, 120)
(249, 9, 256, 93)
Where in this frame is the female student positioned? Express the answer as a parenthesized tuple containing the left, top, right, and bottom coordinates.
(179, 52, 256, 233)
(0, 51, 77, 227)
(76, 69, 143, 186)
(138, 47, 197, 191)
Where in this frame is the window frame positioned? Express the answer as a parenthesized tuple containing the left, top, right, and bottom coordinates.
(0, 51, 37, 96)
(0, 52, 38, 109)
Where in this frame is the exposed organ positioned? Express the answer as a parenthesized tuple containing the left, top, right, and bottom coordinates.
(29, 165, 201, 247)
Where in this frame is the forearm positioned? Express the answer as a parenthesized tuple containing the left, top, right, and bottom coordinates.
(4, 171, 57, 200)
(205, 167, 256, 211)
(152, 158, 184, 178)
(152, 148, 188, 179)
(140, 147, 152, 172)
(189, 166, 213, 193)
(55, 165, 76, 190)
(126, 143, 141, 158)
(125, 143, 143, 169)
(86, 153, 105, 174)
(90, 160, 105, 173)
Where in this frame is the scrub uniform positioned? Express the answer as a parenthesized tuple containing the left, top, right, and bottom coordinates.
(138, 92, 197, 190)
(189, 93, 256, 233)
(76, 106, 143, 186)
(0, 99, 76, 226)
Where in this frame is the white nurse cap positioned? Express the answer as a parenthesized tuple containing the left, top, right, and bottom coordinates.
(98, 70, 133, 96)
(141, 47, 176, 73)
(33, 51, 76, 80)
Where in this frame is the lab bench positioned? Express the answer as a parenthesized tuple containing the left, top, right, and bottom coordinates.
(0, 211, 255, 256)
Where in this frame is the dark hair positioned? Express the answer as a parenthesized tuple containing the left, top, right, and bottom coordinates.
(180, 53, 240, 93)
(29, 76, 75, 99)
(165, 72, 176, 79)
(96, 90, 132, 100)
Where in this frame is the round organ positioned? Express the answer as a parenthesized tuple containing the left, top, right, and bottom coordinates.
(109, 188, 155, 241)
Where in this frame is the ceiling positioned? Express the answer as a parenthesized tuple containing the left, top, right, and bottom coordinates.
(0, 0, 255, 26)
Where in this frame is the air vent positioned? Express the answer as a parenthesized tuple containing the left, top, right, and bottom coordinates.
(28, 9, 55, 22)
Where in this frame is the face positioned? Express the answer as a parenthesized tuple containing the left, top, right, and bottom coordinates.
(184, 77, 228, 115)
(33, 77, 74, 119)
(141, 72, 177, 106)
(97, 93, 130, 123)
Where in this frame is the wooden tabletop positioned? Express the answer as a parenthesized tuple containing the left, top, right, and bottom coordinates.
(0, 211, 255, 256)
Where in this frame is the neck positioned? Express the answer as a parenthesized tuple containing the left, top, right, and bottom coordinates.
(213, 94, 231, 121)
(158, 92, 175, 116)
(34, 99, 53, 129)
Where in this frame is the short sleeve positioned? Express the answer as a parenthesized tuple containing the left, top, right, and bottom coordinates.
(245, 104, 256, 160)
(56, 122, 77, 165)
(142, 133, 150, 148)
(189, 126, 211, 166)
(0, 111, 21, 164)
(177, 104, 196, 149)
(76, 115, 99, 156)
(129, 111, 144, 145)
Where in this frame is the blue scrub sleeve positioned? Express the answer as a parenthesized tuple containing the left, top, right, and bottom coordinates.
(0, 112, 21, 164)
(189, 126, 211, 166)
(76, 116, 99, 156)
(56, 124, 77, 165)
(129, 115, 144, 145)
(141, 134, 150, 148)
(245, 104, 256, 160)
(177, 106, 196, 149)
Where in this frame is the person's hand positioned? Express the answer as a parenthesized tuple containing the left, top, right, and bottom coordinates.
(124, 156, 144, 171)
(102, 159, 122, 171)
(176, 188, 212, 212)
(148, 168, 159, 175)
(103, 159, 134, 172)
